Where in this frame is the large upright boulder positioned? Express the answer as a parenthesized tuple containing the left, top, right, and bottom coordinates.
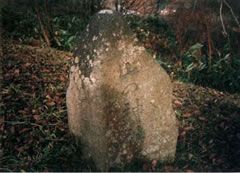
(66, 10, 178, 171)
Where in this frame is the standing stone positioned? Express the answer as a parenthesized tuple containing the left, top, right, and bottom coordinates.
(66, 10, 178, 171)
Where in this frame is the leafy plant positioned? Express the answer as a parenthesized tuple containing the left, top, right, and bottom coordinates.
(176, 42, 240, 93)
(2, 0, 90, 51)
(52, 16, 88, 51)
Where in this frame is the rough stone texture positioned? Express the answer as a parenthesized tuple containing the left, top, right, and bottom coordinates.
(66, 10, 178, 171)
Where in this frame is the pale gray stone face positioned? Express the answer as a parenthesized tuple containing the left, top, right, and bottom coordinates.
(66, 11, 178, 171)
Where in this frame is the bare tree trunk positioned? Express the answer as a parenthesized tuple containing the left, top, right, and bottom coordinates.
(34, 0, 51, 47)
(43, 0, 61, 46)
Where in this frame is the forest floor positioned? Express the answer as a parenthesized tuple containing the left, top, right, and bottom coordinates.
(1, 42, 240, 172)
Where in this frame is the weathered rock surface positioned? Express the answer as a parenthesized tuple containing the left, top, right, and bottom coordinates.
(66, 10, 178, 171)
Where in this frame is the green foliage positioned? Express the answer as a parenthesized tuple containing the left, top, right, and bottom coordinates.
(2, 0, 90, 51)
(176, 43, 240, 93)
(128, 0, 240, 94)
(129, 15, 238, 93)
(181, 43, 206, 74)
(156, 55, 172, 73)
(52, 16, 88, 51)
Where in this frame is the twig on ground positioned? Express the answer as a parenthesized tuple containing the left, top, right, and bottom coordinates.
(2, 121, 62, 127)
(2, 120, 42, 127)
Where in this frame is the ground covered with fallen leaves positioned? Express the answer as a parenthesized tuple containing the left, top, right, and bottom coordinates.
(1, 42, 240, 171)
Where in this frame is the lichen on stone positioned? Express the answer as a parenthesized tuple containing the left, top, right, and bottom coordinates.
(67, 10, 178, 171)
(73, 11, 134, 78)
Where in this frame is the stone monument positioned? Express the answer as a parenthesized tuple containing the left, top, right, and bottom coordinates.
(66, 9, 178, 171)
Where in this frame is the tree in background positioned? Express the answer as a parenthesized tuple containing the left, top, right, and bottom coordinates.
(2, 0, 104, 49)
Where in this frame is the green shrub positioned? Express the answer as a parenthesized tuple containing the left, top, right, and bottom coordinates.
(2, 1, 90, 51)
(52, 16, 88, 51)
(176, 43, 240, 93)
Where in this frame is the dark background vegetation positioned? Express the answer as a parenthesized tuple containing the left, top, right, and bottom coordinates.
(2, 0, 240, 93)
(0, 0, 240, 171)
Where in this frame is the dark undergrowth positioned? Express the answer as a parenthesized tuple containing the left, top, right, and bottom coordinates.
(129, 16, 240, 94)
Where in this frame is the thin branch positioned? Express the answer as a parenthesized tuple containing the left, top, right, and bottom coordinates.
(223, 0, 240, 28)
(2, 120, 42, 127)
(45, 138, 66, 142)
(220, 1, 228, 37)
(2, 121, 60, 127)
(192, 0, 197, 13)
(34, 0, 51, 47)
